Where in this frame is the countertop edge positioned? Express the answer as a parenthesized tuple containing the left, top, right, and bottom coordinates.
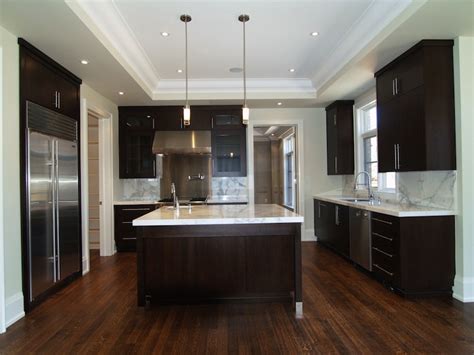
(313, 195, 456, 217)
(133, 217, 304, 227)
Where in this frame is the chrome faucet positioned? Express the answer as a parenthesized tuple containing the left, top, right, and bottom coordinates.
(171, 182, 178, 209)
(353, 171, 374, 200)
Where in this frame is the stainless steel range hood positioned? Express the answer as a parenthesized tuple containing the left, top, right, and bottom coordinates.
(152, 131, 211, 155)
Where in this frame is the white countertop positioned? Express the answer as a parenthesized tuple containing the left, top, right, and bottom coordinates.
(313, 194, 456, 217)
(206, 196, 248, 204)
(114, 200, 159, 205)
(133, 204, 304, 226)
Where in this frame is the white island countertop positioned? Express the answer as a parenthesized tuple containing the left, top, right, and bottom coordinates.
(133, 204, 304, 226)
(314, 194, 456, 217)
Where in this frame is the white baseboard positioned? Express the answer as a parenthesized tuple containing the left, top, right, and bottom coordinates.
(303, 229, 316, 242)
(453, 276, 474, 302)
(5, 292, 25, 328)
(82, 255, 89, 275)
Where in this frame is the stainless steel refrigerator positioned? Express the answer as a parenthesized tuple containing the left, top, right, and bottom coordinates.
(26, 101, 81, 303)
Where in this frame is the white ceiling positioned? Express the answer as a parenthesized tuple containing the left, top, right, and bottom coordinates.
(0, 0, 473, 107)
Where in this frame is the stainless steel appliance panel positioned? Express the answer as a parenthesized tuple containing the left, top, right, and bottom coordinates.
(349, 208, 372, 271)
(28, 131, 56, 300)
(56, 138, 80, 280)
(160, 154, 211, 199)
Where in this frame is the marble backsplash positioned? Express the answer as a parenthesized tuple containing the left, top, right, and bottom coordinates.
(211, 177, 248, 199)
(120, 178, 161, 201)
(342, 171, 457, 210)
(118, 176, 248, 201)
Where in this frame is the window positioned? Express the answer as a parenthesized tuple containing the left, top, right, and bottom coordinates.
(357, 101, 396, 191)
(283, 134, 296, 209)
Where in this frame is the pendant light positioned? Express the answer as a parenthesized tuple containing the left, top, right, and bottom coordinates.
(181, 14, 192, 126)
(239, 14, 250, 125)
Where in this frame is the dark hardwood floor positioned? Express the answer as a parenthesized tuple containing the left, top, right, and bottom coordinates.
(1, 243, 474, 354)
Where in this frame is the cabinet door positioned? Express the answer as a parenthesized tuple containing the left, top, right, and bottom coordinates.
(211, 128, 247, 177)
(333, 205, 350, 257)
(377, 99, 398, 173)
(326, 108, 338, 175)
(120, 130, 156, 178)
(397, 87, 426, 172)
(155, 107, 183, 130)
(394, 49, 424, 97)
(314, 200, 329, 242)
(21, 50, 57, 111)
(211, 109, 244, 129)
(55, 74, 80, 119)
(376, 69, 395, 105)
(336, 106, 355, 175)
(187, 108, 212, 130)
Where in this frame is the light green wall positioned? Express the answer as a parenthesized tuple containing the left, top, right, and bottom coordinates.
(453, 36, 474, 301)
(0, 26, 22, 300)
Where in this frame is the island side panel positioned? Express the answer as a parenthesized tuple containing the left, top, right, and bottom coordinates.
(136, 223, 302, 305)
(294, 223, 303, 316)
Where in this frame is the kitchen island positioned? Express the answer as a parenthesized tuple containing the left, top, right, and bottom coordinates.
(133, 204, 304, 316)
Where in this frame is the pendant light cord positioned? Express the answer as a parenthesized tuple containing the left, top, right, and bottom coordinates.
(243, 17, 246, 106)
(185, 16, 189, 106)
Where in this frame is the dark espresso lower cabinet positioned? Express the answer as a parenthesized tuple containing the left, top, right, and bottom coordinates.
(114, 204, 157, 251)
(314, 199, 349, 258)
(371, 212, 455, 297)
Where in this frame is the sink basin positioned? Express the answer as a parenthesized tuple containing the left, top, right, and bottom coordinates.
(339, 197, 371, 203)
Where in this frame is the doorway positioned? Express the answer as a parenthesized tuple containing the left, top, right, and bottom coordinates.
(253, 126, 298, 211)
(87, 113, 100, 251)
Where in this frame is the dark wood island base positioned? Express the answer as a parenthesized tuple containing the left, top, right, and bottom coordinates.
(136, 223, 303, 316)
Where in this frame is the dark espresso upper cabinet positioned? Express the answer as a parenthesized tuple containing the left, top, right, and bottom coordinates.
(19, 39, 81, 120)
(325, 101, 355, 175)
(119, 108, 156, 179)
(375, 40, 456, 172)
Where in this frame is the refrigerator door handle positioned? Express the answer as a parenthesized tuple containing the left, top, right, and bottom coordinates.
(55, 139, 61, 280)
(51, 139, 58, 282)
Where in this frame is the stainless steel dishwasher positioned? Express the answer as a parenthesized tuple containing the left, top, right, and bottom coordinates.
(349, 208, 372, 271)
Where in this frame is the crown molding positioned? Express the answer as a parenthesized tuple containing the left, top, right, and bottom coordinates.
(66, 0, 159, 97)
(153, 78, 316, 100)
(311, 0, 425, 96)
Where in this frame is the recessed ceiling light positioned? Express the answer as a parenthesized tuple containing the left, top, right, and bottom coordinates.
(81, 60, 89, 65)
(161, 32, 170, 37)
(229, 67, 243, 73)
(277, 102, 283, 106)
(271, 133, 275, 136)
(177, 69, 183, 73)
(310, 31, 319, 37)
(118, 91, 124, 95)
(288, 68, 295, 73)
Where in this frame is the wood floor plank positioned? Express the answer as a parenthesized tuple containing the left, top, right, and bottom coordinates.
(1, 244, 474, 354)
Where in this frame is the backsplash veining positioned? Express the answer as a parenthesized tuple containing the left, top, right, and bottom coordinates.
(211, 177, 248, 198)
(342, 171, 457, 210)
(121, 179, 161, 201)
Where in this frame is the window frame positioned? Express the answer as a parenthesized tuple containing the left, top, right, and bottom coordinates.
(354, 94, 396, 193)
(283, 134, 296, 210)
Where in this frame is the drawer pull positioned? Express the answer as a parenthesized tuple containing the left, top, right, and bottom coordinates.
(122, 221, 133, 224)
(122, 208, 152, 211)
(372, 232, 393, 241)
(373, 263, 394, 276)
(372, 217, 393, 225)
(121, 237, 137, 240)
(372, 247, 393, 258)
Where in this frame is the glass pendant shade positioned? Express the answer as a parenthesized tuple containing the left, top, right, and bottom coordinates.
(242, 105, 249, 125)
(183, 105, 191, 126)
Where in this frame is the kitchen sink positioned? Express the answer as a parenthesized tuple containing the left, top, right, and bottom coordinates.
(339, 197, 371, 203)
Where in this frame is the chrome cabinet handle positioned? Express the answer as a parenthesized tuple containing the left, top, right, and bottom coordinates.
(394, 144, 397, 171)
(335, 156, 338, 174)
(122, 208, 152, 211)
(333, 114, 336, 126)
(396, 144, 400, 170)
(395, 78, 399, 95)
(372, 232, 393, 241)
(122, 237, 137, 240)
(335, 205, 339, 226)
(373, 264, 394, 276)
(392, 79, 395, 96)
(58, 92, 61, 109)
(373, 247, 393, 258)
(372, 217, 393, 225)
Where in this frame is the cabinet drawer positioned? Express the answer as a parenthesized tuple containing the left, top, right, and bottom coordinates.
(372, 231, 395, 254)
(372, 246, 395, 270)
(373, 262, 396, 283)
(119, 206, 155, 220)
(372, 213, 399, 238)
